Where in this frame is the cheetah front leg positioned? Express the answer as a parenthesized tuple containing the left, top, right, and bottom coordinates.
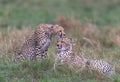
(53, 54, 61, 70)
(40, 39, 51, 53)
(53, 54, 65, 71)
(53, 56, 58, 70)
(40, 39, 51, 59)
(35, 39, 51, 60)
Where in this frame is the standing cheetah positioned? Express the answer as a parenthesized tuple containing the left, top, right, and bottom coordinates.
(15, 24, 65, 61)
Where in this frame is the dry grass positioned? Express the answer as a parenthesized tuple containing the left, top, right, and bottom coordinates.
(0, 19, 120, 81)
(55, 16, 120, 48)
(0, 28, 33, 62)
(0, 28, 32, 53)
(55, 16, 120, 77)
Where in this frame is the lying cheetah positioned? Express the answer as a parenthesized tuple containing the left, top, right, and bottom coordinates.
(86, 59, 115, 75)
(53, 37, 115, 76)
(53, 37, 85, 71)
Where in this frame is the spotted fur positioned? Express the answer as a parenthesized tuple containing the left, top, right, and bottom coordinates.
(53, 37, 85, 70)
(53, 37, 115, 76)
(15, 24, 65, 61)
(86, 59, 115, 75)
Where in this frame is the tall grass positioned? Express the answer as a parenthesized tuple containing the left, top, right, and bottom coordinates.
(0, 0, 120, 82)
(0, 20, 120, 82)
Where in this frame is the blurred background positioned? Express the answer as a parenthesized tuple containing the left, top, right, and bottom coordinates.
(0, 0, 120, 82)
(0, 0, 120, 28)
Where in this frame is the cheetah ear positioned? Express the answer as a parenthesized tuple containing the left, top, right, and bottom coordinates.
(69, 37, 77, 44)
(51, 24, 59, 28)
(54, 24, 59, 26)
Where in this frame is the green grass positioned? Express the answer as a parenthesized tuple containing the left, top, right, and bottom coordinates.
(0, 0, 120, 28)
(0, 47, 120, 82)
(0, 0, 120, 82)
(1, 58, 118, 82)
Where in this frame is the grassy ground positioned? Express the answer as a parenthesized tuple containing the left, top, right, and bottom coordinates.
(0, 0, 120, 28)
(0, 0, 120, 82)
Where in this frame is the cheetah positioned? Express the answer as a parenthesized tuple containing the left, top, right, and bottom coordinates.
(53, 37, 115, 76)
(53, 37, 86, 71)
(86, 59, 115, 75)
(15, 24, 65, 61)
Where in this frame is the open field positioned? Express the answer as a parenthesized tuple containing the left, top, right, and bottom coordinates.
(0, 0, 120, 28)
(0, 0, 120, 82)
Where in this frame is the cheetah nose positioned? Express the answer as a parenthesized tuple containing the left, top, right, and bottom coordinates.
(57, 44, 61, 48)
(63, 34, 65, 37)
(57, 44, 59, 47)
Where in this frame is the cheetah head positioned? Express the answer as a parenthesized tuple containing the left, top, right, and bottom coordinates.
(51, 25, 65, 38)
(56, 37, 73, 51)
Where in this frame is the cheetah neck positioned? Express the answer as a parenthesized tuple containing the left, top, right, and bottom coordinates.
(58, 49, 74, 59)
